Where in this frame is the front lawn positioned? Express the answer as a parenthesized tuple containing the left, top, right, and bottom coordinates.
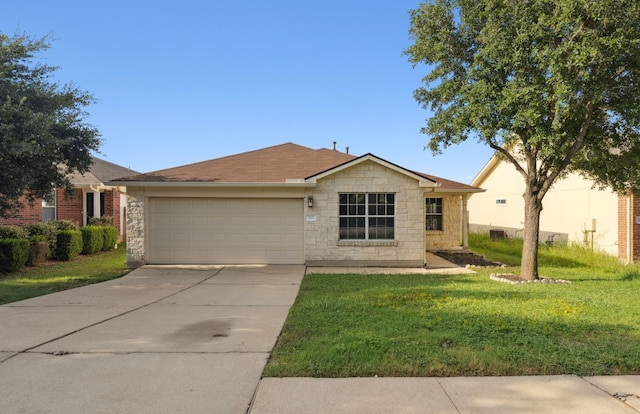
(0, 245, 129, 305)
(264, 236, 640, 377)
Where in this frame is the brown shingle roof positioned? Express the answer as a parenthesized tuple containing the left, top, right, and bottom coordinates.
(114, 142, 482, 192)
(69, 157, 139, 186)
(117, 142, 356, 183)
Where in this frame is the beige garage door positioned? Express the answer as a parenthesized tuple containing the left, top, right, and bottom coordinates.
(148, 198, 304, 264)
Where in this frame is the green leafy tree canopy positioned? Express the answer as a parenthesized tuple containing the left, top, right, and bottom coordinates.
(0, 32, 101, 217)
(406, 0, 640, 279)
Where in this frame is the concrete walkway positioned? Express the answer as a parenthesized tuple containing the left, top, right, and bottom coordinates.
(1, 263, 639, 413)
(0, 265, 304, 414)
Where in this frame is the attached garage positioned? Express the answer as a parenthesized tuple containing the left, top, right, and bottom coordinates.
(148, 198, 304, 264)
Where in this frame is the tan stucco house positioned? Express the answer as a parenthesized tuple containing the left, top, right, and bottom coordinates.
(469, 153, 640, 262)
(111, 143, 483, 268)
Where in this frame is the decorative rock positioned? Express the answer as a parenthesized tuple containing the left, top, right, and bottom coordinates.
(489, 273, 571, 285)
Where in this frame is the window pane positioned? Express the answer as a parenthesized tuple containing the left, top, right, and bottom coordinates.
(426, 216, 443, 231)
(369, 217, 394, 239)
(340, 216, 365, 239)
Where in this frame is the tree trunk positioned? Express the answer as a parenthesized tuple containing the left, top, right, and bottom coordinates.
(520, 190, 543, 280)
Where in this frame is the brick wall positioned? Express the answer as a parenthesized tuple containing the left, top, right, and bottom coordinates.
(56, 189, 83, 226)
(102, 189, 121, 236)
(617, 194, 640, 262)
(0, 195, 43, 226)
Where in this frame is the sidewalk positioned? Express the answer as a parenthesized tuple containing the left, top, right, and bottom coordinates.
(250, 376, 640, 413)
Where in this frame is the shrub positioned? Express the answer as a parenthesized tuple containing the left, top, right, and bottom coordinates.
(102, 226, 118, 251)
(0, 239, 30, 273)
(81, 226, 104, 255)
(0, 225, 28, 240)
(49, 220, 79, 232)
(27, 236, 50, 266)
(24, 223, 57, 254)
(54, 230, 82, 261)
(89, 216, 113, 226)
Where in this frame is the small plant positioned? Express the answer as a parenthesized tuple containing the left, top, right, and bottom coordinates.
(621, 268, 640, 281)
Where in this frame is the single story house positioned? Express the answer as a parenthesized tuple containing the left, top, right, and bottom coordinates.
(111, 143, 483, 268)
(468, 153, 640, 262)
(1, 157, 137, 238)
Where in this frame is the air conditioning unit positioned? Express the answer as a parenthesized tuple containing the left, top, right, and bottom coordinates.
(490, 229, 506, 240)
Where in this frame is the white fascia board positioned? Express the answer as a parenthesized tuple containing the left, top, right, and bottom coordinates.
(306, 153, 439, 187)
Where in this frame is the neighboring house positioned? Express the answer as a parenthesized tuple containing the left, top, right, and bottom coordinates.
(1, 157, 138, 239)
(110, 142, 483, 268)
(468, 154, 640, 262)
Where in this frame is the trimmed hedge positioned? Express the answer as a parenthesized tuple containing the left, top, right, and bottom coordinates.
(0, 226, 28, 240)
(102, 226, 118, 251)
(24, 223, 57, 254)
(55, 230, 83, 261)
(0, 239, 30, 273)
(28, 236, 50, 266)
(81, 226, 105, 255)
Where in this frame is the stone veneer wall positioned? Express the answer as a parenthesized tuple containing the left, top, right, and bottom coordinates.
(425, 194, 463, 250)
(125, 186, 146, 267)
(304, 161, 425, 263)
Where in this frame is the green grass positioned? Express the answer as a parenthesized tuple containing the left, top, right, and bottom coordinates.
(264, 235, 640, 377)
(0, 246, 129, 305)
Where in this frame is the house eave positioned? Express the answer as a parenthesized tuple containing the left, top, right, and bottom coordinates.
(107, 180, 317, 188)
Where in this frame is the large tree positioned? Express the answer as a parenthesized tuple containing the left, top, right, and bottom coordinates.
(0, 32, 100, 218)
(406, 0, 640, 280)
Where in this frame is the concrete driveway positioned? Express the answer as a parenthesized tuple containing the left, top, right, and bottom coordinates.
(0, 265, 304, 414)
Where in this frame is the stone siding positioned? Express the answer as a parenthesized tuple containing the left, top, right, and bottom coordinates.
(125, 186, 146, 267)
(304, 160, 425, 263)
(425, 194, 463, 250)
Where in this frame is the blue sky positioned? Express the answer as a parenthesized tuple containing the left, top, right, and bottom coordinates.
(3, 1, 494, 183)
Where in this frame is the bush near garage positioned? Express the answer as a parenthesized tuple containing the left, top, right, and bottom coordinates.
(101, 226, 118, 251)
(0, 239, 30, 273)
(81, 226, 105, 254)
(54, 230, 83, 261)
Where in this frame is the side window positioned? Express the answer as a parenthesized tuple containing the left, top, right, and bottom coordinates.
(426, 198, 443, 231)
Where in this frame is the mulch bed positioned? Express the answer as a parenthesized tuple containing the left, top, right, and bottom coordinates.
(432, 250, 505, 267)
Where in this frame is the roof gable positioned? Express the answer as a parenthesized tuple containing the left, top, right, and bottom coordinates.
(306, 153, 438, 188)
(69, 157, 139, 186)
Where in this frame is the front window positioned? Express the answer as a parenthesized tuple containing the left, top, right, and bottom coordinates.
(426, 198, 443, 231)
(339, 193, 395, 240)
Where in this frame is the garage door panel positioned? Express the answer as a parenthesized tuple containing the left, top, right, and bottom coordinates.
(148, 198, 303, 264)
